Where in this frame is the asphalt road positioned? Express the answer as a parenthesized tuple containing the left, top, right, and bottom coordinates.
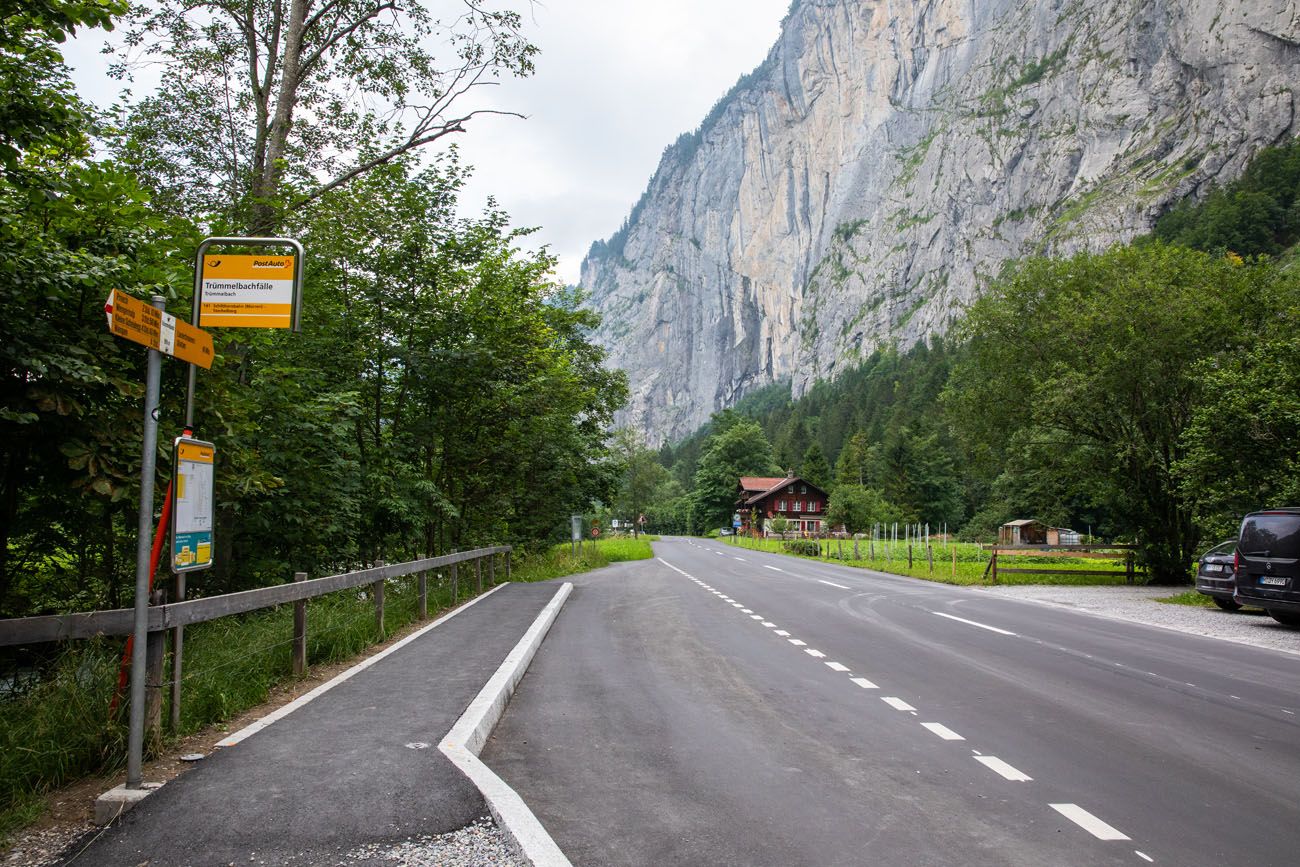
(483, 537, 1300, 866)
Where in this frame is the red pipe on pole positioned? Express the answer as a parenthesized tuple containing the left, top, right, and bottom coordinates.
(109, 478, 173, 718)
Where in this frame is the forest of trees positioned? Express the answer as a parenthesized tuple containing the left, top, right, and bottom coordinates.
(0, 1, 626, 619)
(619, 139, 1300, 584)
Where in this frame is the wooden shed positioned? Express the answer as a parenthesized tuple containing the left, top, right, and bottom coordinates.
(999, 519, 1048, 546)
(999, 519, 1080, 546)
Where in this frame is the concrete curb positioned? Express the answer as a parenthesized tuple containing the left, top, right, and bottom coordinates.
(440, 581, 574, 867)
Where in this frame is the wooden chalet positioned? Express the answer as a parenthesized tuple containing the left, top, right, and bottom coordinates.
(737, 471, 829, 536)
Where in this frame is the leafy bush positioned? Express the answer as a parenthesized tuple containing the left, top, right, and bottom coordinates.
(782, 539, 821, 556)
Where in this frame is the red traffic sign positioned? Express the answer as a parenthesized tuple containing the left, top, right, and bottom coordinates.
(591, 527, 601, 538)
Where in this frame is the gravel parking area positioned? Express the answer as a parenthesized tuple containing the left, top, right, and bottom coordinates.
(972, 584, 1300, 656)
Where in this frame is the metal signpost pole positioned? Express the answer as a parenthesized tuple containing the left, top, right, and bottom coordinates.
(127, 296, 166, 789)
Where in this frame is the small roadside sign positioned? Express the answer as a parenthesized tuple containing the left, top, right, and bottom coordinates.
(199, 254, 300, 328)
(171, 436, 215, 572)
(591, 527, 601, 538)
(105, 290, 214, 369)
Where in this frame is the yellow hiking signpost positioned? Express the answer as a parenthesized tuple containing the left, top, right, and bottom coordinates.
(104, 289, 214, 369)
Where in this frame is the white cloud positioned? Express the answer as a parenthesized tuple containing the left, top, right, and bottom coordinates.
(63, 1, 792, 284)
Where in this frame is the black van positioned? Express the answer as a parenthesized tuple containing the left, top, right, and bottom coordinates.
(1234, 508, 1300, 626)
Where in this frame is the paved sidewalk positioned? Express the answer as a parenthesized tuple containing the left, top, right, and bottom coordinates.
(59, 582, 560, 867)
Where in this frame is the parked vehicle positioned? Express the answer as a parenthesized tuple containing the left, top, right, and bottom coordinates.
(1233, 509, 1300, 626)
(1195, 540, 1241, 610)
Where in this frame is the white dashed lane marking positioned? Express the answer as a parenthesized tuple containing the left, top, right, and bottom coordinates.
(974, 755, 1032, 781)
(921, 722, 965, 741)
(666, 550, 1156, 861)
(933, 611, 1016, 636)
(1050, 804, 1130, 841)
(733, 557, 746, 561)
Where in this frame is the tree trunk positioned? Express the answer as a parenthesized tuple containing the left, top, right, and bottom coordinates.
(250, 0, 308, 235)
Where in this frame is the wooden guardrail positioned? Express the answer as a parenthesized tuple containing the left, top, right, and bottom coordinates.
(0, 546, 511, 735)
(0, 547, 511, 647)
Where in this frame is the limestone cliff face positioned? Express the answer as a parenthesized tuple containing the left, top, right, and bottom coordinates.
(581, 0, 1300, 445)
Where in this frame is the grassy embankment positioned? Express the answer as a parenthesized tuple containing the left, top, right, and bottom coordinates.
(0, 536, 653, 842)
(723, 535, 1137, 586)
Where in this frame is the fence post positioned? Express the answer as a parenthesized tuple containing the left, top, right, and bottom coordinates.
(170, 572, 185, 733)
(1126, 551, 1134, 585)
(853, 537, 859, 560)
(476, 556, 483, 593)
(373, 560, 385, 640)
(952, 546, 956, 579)
(992, 548, 999, 584)
(293, 572, 308, 676)
(908, 544, 913, 570)
(451, 561, 459, 603)
(489, 552, 496, 586)
(418, 568, 428, 620)
(927, 544, 934, 573)
(506, 549, 511, 582)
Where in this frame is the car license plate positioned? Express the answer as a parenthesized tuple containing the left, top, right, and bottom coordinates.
(1260, 576, 1288, 586)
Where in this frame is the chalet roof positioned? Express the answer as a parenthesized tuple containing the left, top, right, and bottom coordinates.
(1003, 519, 1045, 527)
(739, 476, 788, 493)
(740, 475, 827, 506)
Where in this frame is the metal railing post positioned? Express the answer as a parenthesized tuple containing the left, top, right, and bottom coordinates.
(418, 569, 428, 620)
(170, 571, 185, 733)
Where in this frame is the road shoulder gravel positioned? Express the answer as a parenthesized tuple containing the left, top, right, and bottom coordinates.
(971, 584, 1300, 656)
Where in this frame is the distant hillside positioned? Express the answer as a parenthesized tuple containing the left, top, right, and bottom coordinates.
(582, 0, 1300, 445)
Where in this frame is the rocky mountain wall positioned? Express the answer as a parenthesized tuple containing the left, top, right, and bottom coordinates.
(582, 0, 1300, 445)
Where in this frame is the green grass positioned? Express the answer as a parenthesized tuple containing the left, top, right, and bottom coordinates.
(724, 536, 1139, 586)
(1156, 590, 1218, 608)
(0, 539, 649, 843)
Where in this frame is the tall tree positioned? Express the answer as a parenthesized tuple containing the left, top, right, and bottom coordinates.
(835, 430, 873, 487)
(946, 243, 1279, 582)
(612, 427, 669, 537)
(692, 417, 780, 529)
(800, 440, 830, 490)
(112, 0, 538, 232)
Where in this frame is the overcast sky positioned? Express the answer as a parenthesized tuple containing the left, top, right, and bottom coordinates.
(64, 0, 792, 284)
